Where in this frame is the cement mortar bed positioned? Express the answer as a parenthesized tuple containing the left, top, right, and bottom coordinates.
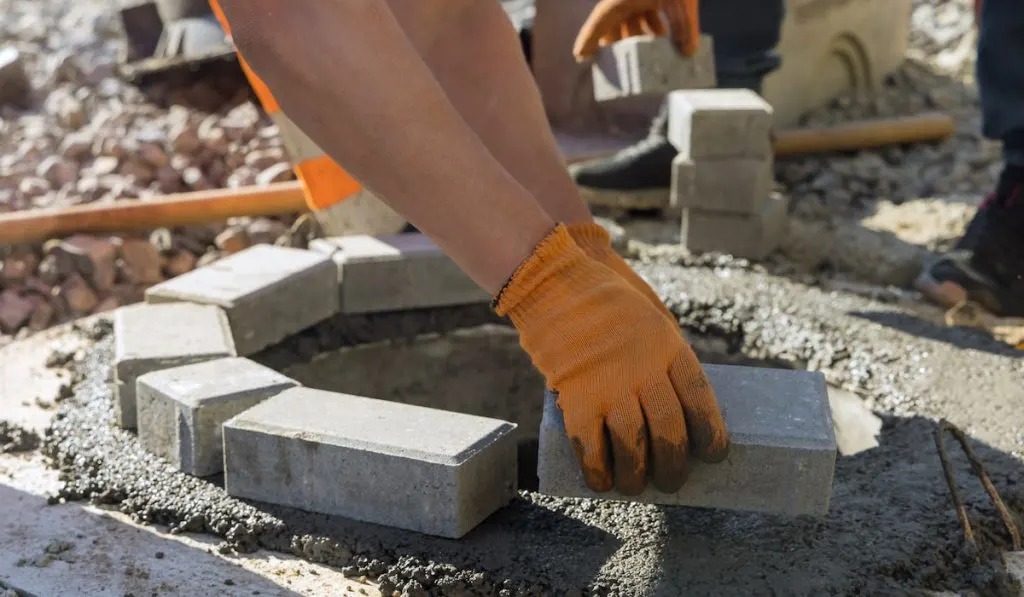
(43, 261, 1024, 596)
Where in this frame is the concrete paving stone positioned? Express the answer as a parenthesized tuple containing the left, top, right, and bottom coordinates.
(309, 233, 489, 314)
(681, 192, 790, 260)
(136, 357, 299, 477)
(591, 34, 716, 102)
(113, 303, 236, 429)
(222, 387, 518, 538)
(537, 363, 837, 516)
(667, 88, 774, 159)
(144, 244, 339, 356)
(670, 154, 774, 215)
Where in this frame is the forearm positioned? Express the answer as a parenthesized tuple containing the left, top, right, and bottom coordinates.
(386, 0, 593, 225)
(215, 0, 554, 293)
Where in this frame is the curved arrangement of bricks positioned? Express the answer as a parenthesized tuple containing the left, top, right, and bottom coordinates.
(113, 230, 837, 540)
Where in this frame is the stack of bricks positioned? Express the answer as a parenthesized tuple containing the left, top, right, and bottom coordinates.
(667, 88, 788, 260)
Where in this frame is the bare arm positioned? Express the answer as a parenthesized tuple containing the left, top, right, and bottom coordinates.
(215, 0, 554, 294)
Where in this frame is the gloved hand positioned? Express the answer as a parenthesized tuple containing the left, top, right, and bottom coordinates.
(573, 0, 700, 62)
(494, 224, 728, 495)
(567, 221, 677, 324)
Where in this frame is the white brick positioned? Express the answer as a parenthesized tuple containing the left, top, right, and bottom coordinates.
(591, 34, 716, 102)
(144, 245, 339, 356)
(223, 388, 518, 538)
(113, 303, 236, 429)
(309, 233, 488, 314)
(136, 357, 298, 476)
(681, 192, 789, 260)
(667, 88, 774, 159)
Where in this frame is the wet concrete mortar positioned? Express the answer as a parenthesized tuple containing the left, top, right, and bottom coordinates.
(39, 252, 1024, 597)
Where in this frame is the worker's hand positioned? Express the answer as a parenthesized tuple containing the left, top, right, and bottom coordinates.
(573, 0, 700, 63)
(495, 224, 728, 495)
(567, 221, 677, 324)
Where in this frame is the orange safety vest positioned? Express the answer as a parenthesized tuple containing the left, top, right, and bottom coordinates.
(208, 0, 362, 212)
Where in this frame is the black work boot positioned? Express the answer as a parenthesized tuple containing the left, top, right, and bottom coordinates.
(915, 164, 1024, 317)
(568, 104, 678, 209)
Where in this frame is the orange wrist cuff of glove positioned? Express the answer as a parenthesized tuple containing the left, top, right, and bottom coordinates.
(493, 223, 581, 318)
(565, 221, 612, 255)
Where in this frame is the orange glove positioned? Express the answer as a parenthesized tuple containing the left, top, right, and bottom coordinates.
(567, 221, 677, 325)
(495, 224, 728, 495)
(573, 0, 700, 62)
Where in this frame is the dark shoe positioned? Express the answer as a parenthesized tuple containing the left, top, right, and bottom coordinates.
(568, 134, 679, 209)
(568, 102, 678, 210)
(915, 165, 1024, 317)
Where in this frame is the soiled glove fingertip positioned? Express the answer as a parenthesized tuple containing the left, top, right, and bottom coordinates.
(698, 437, 730, 464)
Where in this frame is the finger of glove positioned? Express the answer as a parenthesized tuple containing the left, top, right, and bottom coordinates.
(562, 404, 614, 492)
(668, 349, 729, 463)
(600, 31, 621, 47)
(663, 0, 700, 56)
(573, 0, 645, 60)
(641, 10, 667, 35)
(605, 398, 649, 496)
(622, 16, 646, 38)
(639, 376, 690, 493)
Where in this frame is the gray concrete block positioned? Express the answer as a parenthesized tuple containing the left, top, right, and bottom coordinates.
(144, 245, 339, 356)
(681, 192, 790, 260)
(592, 34, 716, 102)
(667, 88, 774, 159)
(113, 302, 236, 429)
(537, 364, 837, 516)
(670, 154, 774, 215)
(309, 232, 489, 314)
(136, 357, 298, 476)
(223, 388, 518, 538)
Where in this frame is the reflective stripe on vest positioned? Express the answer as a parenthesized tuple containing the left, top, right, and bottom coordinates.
(208, 0, 362, 211)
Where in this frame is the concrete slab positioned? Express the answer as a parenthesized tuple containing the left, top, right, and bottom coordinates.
(1, 453, 380, 597)
(670, 154, 774, 215)
(113, 303, 236, 429)
(681, 192, 790, 260)
(667, 88, 774, 160)
(592, 34, 716, 102)
(144, 245, 339, 356)
(222, 387, 518, 538)
(309, 233, 489, 314)
(537, 364, 837, 516)
(136, 357, 298, 476)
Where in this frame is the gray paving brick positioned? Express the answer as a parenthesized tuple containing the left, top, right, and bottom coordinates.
(309, 233, 489, 314)
(591, 34, 716, 102)
(223, 388, 518, 538)
(537, 364, 836, 516)
(144, 245, 339, 356)
(136, 357, 298, 476)
(681, 192, 790, 260)
(113, 303, 236, 429)
(667, 88, 774, 159)
(670, 154, 774, 215)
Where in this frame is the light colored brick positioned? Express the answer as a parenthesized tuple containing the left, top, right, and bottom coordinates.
(309, 232, 488, 314)
(591, 34, 716, 102)
(670, 154, 774, 215)
(223, 388, 518, 538)
(681, 192, 789, 260)
(136, 357, 298, 476)
(667, 88, 774, 159)
(113, 303, 236, 429)
(538, 364, 837, 517)
(144, 245, 338, 356)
